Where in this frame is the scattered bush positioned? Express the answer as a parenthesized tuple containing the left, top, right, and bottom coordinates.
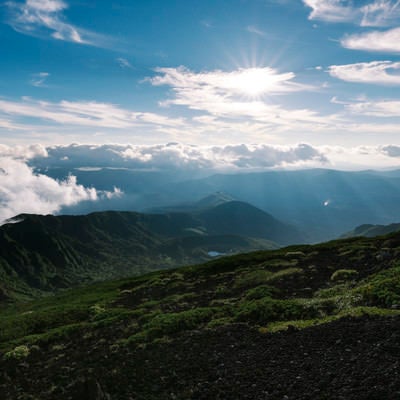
(235, 298, 318, 324)
(132, 307, 215, 342)
(358, 267, 400, 307)
(4, 345, 30, 360)
(330, 269, 358, 282)
(245, 285, 277, 300)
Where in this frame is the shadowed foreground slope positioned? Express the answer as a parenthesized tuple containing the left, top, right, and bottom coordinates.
(2, 231, 400, 398)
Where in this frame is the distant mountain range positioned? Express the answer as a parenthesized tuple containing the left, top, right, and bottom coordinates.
(0, 196, 305, 299)
(46, 167, 400, 242)
(342, 223, 400, 239)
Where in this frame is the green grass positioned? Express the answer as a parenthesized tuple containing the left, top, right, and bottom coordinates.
(3, 232, 400, 354)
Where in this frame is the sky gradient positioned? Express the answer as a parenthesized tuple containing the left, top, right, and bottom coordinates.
(2, 0, 400, 221)
(1, 1, 400, 161)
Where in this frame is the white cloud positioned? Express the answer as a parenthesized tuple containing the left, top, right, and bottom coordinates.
(303, 0, 400, 26)
(151, 66, 310, 98)
(0, 97, 185, 129)
(360, 0, 400, 27)
(147, 66, 333, 132)
(247, 25, 266, 36)
(0, 156, 122, 223)
(328, 61, 400, 84)
(0, 143, 48, 159)
(342, 98, 400, 117)
(117, 58, 133, 69)
(341, 27, 400, 52)
(22, 142, 400, 173)
(304, 1, 400, 53)
(6, 0, 111, 47)
(30, 72, 49, 87)
(303, 0, 356, 23)
(7, 141, 400, 179)
(381, 145, 400, 157)
(27, 142, 328, 171)
(0, 66, 337, 142)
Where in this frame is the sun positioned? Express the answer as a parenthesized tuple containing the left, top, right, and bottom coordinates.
(221, 67, 293, 98)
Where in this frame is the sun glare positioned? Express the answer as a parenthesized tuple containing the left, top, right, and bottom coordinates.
(224, 67, 292, 98)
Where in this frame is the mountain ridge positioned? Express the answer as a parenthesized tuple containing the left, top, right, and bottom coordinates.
(0, 199, 302, 299)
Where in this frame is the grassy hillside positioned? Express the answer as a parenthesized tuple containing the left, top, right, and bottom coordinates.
(1, 231, 400, 398)
(0, 210, 279, 300)
(342, 222, 400, 238)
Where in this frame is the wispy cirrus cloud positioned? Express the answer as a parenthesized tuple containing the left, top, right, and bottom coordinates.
(337, 97, 400, 117)
(303, 0, 400, 27)
(303, 0, 356, 23)
(328, 61, 400, 85)
(360, 0, 400, 26)
(116, 58, 133, 69)
(30, 72, 50, 87)
(0, 97, 185, 129)
(6, 0, 112, 47)
(341, 27, 400, 53)
(246, 25, 266, 36)
(303, 1, 400, 53)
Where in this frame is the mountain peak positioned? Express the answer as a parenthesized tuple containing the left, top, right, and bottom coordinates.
(194, 192, 236, 209)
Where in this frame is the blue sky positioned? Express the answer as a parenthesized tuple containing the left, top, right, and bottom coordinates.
(1, 0, 400, 150)
(3, 0, 400, 221)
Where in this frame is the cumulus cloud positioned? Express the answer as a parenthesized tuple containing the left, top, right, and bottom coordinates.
(18, 142, 400, 176)
(381, 145, 400, 157)
(6, 0, 111, 47)
(328, 61, 400, 85)
(0, 156, 122, 223)
(0, 143, 48, 159)
(341, 27, 400, 52)
(5, 141, 400, 188)
(303, 0, 400, 26)
(27, 142, 328, 171)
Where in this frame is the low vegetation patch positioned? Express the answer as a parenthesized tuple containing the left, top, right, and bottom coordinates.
(2, 232, 400, 356)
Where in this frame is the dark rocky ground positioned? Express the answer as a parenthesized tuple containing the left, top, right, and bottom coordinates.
(2, 314, 400, 400)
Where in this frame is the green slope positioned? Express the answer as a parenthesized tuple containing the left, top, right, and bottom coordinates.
(2, 231, 400, 398)
(2, 230, 400, 353)
(0, 210, 277, 300)
(342, 222, 400, 238)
